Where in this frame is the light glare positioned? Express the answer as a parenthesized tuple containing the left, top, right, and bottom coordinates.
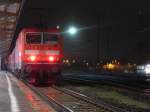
(145, 64, 150, 74)
(49, 56, 54, 61)
(30, 55, 36, 61)
(68, 27, 77, 35)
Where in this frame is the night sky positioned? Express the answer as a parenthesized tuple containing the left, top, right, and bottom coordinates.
(17, 0, 150, 60)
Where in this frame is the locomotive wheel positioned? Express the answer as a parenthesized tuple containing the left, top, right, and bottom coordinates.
(35, 74, 41, 85)
(54, 71, 63, 85)
(34, 72, 48, 85)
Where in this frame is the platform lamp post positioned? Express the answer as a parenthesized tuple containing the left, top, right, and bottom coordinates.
(65, 26, 78, 61)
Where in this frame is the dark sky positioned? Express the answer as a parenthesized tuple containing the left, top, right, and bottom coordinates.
(17, 0, 150, 60)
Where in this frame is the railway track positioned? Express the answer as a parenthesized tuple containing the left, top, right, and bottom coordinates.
(64, 76, 150, 98)
(24, 82, 129, 112)
(53, 86, 129, 112)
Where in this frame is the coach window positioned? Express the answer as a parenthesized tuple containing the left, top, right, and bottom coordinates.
(26, 33, 41, 44)
(43, 34, 58, 44)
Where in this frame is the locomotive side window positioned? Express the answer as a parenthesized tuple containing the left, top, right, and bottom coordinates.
(43, 34, 58, 44)
(26, 33, 41, 44)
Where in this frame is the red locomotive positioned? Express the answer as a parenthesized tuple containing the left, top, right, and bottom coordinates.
(8, 28, 63, 84)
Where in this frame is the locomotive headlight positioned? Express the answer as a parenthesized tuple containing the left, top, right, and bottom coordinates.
(30, 55, 36, 61)
(49, 56, 54, 62)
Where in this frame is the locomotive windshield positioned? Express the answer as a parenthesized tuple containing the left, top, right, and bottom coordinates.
(43, 34, 58, 44)
(26, 33, 58, 44)
(26, 33, 41, 44)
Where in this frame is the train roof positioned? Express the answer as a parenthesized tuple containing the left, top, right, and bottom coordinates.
(21, 27, 61, 33)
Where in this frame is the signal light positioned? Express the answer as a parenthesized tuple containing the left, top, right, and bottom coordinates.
(49, 56, 54, 62)
(30, 55, 36, 61)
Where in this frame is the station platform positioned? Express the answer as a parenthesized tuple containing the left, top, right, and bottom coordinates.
(0, 71, 55, 112)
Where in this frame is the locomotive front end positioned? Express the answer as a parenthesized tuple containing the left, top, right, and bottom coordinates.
(23, 29, 63, 84)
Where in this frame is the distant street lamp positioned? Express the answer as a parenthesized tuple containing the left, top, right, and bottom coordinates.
(67, 26, 77, 35)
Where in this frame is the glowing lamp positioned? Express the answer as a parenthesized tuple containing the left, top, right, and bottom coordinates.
(49, 56, 54, 62)
(30, 55, 36, 61)
(107, 63, 115, 69)
(145, 64, 150, 74)
(68, 26, 77, 35)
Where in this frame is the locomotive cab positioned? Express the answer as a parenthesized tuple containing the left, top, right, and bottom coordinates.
(24, 32, 62, 63)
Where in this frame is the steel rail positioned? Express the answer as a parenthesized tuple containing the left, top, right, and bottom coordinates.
(64, 77, 150, 97)
(53, 86, 129, 112)
(24, 80, 127, 112)
(23, 81, 74, 112)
